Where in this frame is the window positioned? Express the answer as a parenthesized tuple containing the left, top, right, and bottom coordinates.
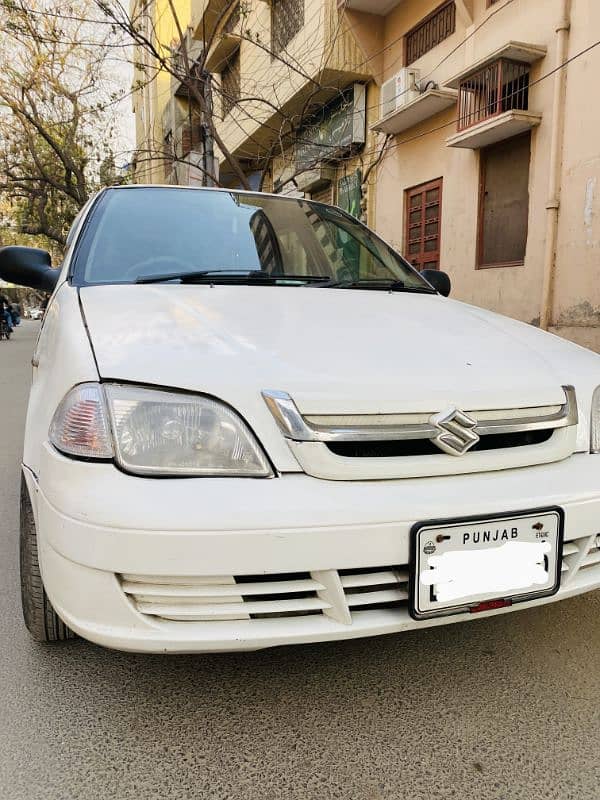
(405, 178, 443, 271)
(180, 119, 202, 157)
(271, 0, 304, 55)
(405, 2, 456, 66)
(458, 59, 530, 131)
(221, 48, 240, 117)
(477, 133, 531, 268)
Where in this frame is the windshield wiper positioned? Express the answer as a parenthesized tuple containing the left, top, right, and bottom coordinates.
(308, 278, 436, 293)
(135, 270, 333, 285)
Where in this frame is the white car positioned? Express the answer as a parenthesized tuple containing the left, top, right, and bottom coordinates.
(28, 308, 44, 320)
(1, 186, 599, 653)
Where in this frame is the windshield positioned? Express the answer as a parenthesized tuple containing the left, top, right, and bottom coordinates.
(73, 187, 430, 290)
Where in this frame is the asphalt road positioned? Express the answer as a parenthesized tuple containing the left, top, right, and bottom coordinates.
(0, 321, 599, 800)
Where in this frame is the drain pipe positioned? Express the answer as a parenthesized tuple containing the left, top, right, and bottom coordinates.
(539, 0, 572, 330)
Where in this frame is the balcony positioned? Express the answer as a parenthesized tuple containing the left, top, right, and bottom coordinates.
(171, 34, 206, 98)
(191, 0, 232, 42)
(445, 43, 546, 149)
(205, 3, 241, 72)
(372, 87, 456, 135)
(339, 0, 404, 13)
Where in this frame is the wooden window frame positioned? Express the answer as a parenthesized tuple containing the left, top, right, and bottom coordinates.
(404, 177, 443, 272)
(405, 1, 456, 67)
(476, 134, 531, 270)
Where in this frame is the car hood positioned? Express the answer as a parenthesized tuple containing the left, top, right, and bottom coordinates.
(79, 284, 598, 414)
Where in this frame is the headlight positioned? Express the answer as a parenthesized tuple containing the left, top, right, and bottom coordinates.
(49, 383, 273, 477)
(591, 386, 600, 453)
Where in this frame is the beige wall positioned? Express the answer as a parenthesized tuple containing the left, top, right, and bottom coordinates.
(361, 0, 600, 348)
(551, 0, 600, 343)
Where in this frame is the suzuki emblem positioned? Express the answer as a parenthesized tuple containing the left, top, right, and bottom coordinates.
(429, 407, 480, 456)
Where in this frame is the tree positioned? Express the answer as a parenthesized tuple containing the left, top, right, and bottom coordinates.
(96, 0, 386, 199)
(0, 0, 126, 247)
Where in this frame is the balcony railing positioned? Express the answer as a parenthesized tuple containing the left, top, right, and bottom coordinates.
(457, 58, 530, 131)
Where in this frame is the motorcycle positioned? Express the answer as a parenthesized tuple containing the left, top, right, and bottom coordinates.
(0, 316, 12, 340)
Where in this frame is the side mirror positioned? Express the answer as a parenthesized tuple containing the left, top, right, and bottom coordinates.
(421, 269, 451, 297)
(0, 246, 60, 292)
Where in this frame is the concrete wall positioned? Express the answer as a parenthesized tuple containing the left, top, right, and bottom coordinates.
(551, 0, 600, 345)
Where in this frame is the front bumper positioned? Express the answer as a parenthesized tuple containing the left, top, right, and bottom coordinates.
(30, 444, 600, 653)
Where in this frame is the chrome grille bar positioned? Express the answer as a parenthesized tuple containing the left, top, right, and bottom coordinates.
(262, 386, 577, 444)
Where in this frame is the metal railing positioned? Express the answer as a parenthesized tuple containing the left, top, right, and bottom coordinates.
(457, 58, 530, 131)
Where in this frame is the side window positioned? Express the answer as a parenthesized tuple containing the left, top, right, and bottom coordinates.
(404, 178, 443, 271)
(477, 133, 531, 268)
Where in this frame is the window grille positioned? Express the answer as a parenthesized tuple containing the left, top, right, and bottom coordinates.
(221, 49, 241, 117)
(271, 0, 304, 55)
(405, 2, 456, 66)
(457, 59, 530, 131)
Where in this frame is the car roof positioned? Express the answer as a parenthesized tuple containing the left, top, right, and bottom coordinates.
(98, 185, 331, 206)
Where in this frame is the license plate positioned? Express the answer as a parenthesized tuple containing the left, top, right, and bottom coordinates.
(409, 507, 564, 620)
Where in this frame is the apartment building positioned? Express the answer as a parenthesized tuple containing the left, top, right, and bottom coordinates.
(344, 0, 600, 348)
(132, 0, 386, 223)
(132, 0, 189, 184)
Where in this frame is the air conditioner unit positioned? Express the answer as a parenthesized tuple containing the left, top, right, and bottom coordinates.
(380, 68, 421, 118)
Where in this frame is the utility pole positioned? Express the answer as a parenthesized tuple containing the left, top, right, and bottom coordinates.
(201, 69, 217, 187)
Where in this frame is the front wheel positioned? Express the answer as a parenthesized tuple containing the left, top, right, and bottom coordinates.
(20, 476, 76, 642)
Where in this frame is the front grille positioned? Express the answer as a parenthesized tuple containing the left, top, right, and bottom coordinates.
(327, 429, 554, 459)
(121, 536, 599, 625)
(120, 567, 409, 623)
(339, 567, 409, 611)
(263, 387, 578, 480)
(562, 534, 600, 579)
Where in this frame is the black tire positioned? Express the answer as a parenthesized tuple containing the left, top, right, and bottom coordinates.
(20, 475, 76, 642)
